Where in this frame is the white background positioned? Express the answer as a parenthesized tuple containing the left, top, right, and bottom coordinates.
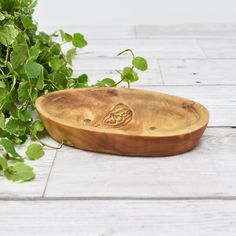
(34, 0, 236, 27)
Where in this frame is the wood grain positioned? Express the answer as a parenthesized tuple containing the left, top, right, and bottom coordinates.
(159, 59, 236, 85)
(36, 88, 209, 156)
(39, 25, 136, 40)
(136, 24, 236, 39)
(198, 39, 236, 58)
(69, 39, 206, 59)
(1, 200, 236, 236)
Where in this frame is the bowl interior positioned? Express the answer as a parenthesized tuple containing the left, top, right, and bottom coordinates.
(37, 88, 209, 136)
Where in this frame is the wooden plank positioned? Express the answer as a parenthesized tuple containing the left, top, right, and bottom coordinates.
(72, 57, 158, 70)
(69, 39, 206, 59)
(0, 146, 57, 198)
(198, 40, 236, 58)
(141, 85, 236, 100)
(136, 24, 236, 39)
(1, 200, 236, 236)
(159, 59, 236, 85)
(0, 120, 59, 198)
(72, 58, 236, 86)
(45, 127, 236, 198)
(38, 25, 136, 39)
(73, 69, 163, 86)
(71, 58, 163, 86)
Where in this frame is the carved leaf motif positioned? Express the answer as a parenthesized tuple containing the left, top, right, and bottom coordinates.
(102, 103, 133, 128)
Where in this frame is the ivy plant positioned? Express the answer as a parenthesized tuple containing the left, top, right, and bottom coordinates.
(0, 0, 148, 182)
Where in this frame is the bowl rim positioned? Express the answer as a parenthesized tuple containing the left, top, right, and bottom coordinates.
(35, 87, 210, 138)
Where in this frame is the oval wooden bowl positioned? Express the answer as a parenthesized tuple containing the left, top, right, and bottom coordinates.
(36, 88, 209, 157)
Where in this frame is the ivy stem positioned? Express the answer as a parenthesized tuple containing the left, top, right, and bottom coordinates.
(48, 79, 60, 90)
(117, 49, 135, 59)
(114, 78, 123, 87)
(113, 70, 124, 86)
(4, 46, 10, 66)
(0, 76, 16, 110)
(22, 98, 30, 110)
(113, 66, 134, 87)
(30, 130, 63, 150)
(0, 68, 4, 75)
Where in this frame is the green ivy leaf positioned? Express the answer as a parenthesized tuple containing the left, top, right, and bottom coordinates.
(30, 88, 38, 102)
(4, 162, 35, 182)
(12, 135, 28, 145)
(52, 70, 68, 89)
(29, 40, 41, 60)
(77, 74, 88, 83)
(50, 43, 61, 55)
(74, 74, 88, 88)
(1, 0, 20, 12)
(0, 80, 6, 88)
(101, 78, 116, 86)
(59, 29, 64, 40)
(66, 48, 77, 65)
(0, 85, 7, 100)
(21, 0, 35, 8)
(37, 32, 50, 44)
(72, 33, 88, 48)
(5, 117, 26, 136)
(5, 117, 18, 134)
(64, 33, 73, 42)
(0, 113, 5, 130)
(0, 156, 8, 171)
(26, 143, 45, 160)
(49, 57, 64, 71)
(122, 67, 139, 82)
(96, 78, 116, 87)
(25, 61, 43, 78)
(0, 138, 22, 160)
(132, 57, 148, 71)
(18, 109, 32, 122)
(10, 33, 29, 69)
(31, 120, 44, 134)
(20, 14, 35, 30)
(17, 81, 30, 103)
(0, 12, 5, 21)
(59, 30, 72, 42)
(0, 24, 18, 46)
(36, 71, 44, 90)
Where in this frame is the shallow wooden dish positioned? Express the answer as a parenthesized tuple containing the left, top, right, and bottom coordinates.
(36, 88, 209, 156)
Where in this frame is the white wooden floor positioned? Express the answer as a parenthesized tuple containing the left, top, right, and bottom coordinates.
(1, 24, 236, 236)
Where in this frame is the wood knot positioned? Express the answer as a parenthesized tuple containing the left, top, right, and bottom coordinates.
(182, 102, 195, 112)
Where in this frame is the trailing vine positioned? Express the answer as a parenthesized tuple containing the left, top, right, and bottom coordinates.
(0, 0, 148, 182)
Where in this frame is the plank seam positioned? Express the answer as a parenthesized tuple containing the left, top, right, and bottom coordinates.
(134, 25, 138, 39)
(196, 39, 210, 59)
(42, 149, 58, 198)
(157, 59, 165, 85)
(2, 196, 236, 201)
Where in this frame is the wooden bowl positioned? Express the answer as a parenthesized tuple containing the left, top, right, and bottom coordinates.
(36, 88, 209, 156)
